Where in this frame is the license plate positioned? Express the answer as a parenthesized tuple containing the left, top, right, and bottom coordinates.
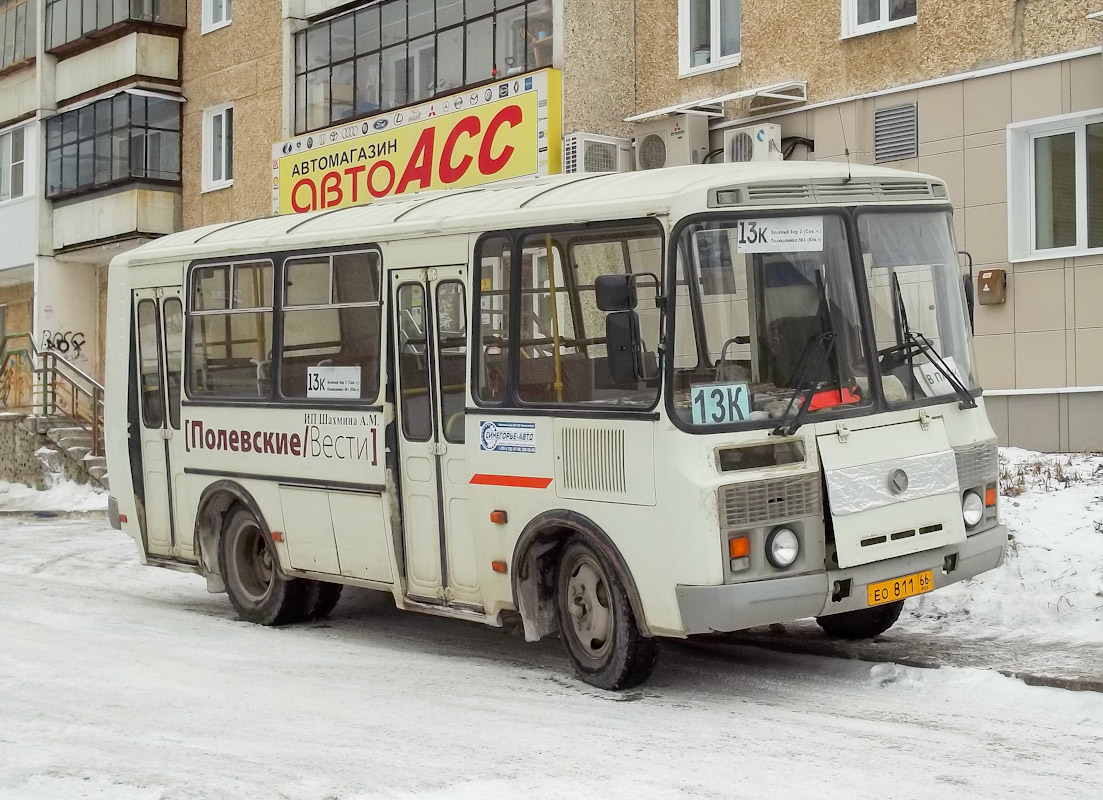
(867, 569, 934, 607)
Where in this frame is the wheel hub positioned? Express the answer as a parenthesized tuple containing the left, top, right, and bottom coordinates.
(566, 558, 612, 659)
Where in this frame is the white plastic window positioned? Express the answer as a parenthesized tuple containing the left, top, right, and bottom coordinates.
(679, 0, 741, 77)
(0, 126, 25, 203)
(202, 0, 231, 34)
(1008, 109, 1103, 260)
(202, 103, 234, 192)
(842, 0, 916, 38)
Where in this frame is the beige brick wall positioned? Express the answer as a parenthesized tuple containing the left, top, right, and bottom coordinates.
(631, 0, 1100, 116)
(181, 0, 284, 229)
(0, 282, 32, 340)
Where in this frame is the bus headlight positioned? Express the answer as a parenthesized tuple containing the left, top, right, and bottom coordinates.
(766, 527, 800, 569)
(962, 491, 984, 528)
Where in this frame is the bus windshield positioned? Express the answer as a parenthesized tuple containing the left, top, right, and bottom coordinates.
(859, 210, 977, 406)
(670, 213, 873, 430)
(669, 209, 978, 431)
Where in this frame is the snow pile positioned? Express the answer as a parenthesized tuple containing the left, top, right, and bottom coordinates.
(901, 448, 1103, 643)
(0, 479, 108, 512)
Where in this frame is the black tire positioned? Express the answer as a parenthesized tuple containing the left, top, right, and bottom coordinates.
(815, 600, 905, 640)
(220, 506, 308, 626)
(555, 540, 658, 690)
(303, 581, 343, 621)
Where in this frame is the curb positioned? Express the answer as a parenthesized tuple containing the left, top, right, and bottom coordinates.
(691, 633, 1103, 695)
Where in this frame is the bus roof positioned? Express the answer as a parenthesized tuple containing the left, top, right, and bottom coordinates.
(116, 162, 946, 267)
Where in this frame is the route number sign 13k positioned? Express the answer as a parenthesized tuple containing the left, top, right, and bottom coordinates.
(691, 382, 751, 425)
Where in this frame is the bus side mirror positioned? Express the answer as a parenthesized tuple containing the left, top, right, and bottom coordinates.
(596, 274, 637, 312)
(962, 274, 975, 332)
(606, 311, 641, 384)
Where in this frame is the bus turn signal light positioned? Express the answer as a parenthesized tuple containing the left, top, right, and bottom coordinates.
(985, 487, 997, 507)
(491, 560, 508, 574)
(118, 514, 127, 523)
(271, 530, 284, 542)
(490, 510, 508, 524)
(728, 536, 750, 559)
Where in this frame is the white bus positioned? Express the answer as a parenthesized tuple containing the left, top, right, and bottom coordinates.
(105, 163, 1007, 689)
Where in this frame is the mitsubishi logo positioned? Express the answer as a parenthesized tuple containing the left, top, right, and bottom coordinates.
(889, 469, 909, 495)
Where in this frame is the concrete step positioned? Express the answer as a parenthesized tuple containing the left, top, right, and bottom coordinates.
(66, 445, 92, 462)
(46, 426, 93, 441)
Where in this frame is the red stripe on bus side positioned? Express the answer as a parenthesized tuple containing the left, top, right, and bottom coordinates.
(469, 474, 553, 489)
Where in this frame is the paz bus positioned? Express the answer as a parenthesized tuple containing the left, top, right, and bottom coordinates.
(105, 162, 1007, 690)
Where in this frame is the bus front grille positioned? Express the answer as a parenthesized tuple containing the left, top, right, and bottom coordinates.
(953, 440, 998, 490)
(719, 474, 822, 528)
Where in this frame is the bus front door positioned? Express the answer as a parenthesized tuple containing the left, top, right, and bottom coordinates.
(132, 288, 186, 559)
(391, 267, 480, 608)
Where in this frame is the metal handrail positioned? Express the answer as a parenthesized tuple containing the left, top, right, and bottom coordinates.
(1, 332, 107, 459)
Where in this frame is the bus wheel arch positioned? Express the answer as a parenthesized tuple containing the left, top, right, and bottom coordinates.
(511, 510, 652, 643)
(193, 481, 270, 592)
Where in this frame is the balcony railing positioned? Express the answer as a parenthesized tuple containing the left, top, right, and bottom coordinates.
(46, 0, 185, 53)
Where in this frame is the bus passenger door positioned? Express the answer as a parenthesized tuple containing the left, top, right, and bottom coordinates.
(132, 288, 186, 559)
(391, 267, 479, 607)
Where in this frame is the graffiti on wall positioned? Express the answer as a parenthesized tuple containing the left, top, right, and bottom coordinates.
(41, 330, 86, 361)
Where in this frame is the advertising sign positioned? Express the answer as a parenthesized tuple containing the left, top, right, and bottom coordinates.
(272, 70, 562, 215)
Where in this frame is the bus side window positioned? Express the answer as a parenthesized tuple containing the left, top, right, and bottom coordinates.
(280, 249, 382, 402)
(475, 236, 511, 404)
(187, 260, 274, 399)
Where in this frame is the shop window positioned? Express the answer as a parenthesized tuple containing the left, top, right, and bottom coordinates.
(1008, 110, 1103, 260)
(293, 0, 553, 134)
(202, 0, 231, 34)
(0, 0, 35, 70)
(202, 103, 234, 192)
(0, 125, 25, 202)
(678, 0, 740, 77)
(44, 0, 185, 51)
(842, 0, 916, 38)
(45, 92, 182, 199)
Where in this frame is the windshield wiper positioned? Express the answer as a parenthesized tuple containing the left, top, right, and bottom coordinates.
(881, 273, 976, 409)
(771, 331, 837, 437)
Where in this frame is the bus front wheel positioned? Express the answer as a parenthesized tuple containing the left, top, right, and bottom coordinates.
(221, 507, 308, 626)
(555, 540, 658, 690)
(815, 600, 905, 640)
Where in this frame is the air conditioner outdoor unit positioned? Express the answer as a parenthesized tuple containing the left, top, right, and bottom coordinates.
(724, 123, 783, 163)
(563, 132, 634, 174)
(633, 114, 710, 170)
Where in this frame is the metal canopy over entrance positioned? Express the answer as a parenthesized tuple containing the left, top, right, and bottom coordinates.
(624, 81, 808, 123)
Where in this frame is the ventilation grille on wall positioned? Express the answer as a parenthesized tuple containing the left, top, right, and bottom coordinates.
(874, 103, 919, 164)
(719, 474, 822, 529)
(954, 441, 999, 490)
(560, 427, 627, 494)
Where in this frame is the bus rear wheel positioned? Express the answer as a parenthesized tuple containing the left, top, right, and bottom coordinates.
(555, 540, 658, 690)
(221, 507, 308, 626)
(815, 600, 905, 640)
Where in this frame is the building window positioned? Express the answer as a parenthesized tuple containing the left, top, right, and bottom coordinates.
(0, 126, 25, 202)
(678, 0, 740, 77)
(201, 0, 231, 34)
(0, 0, 35, 71)
(293, 0, 553, 135)
(1008, 110, 1103, 260)
(842, 0, 916, 38)
(45, 0, 185, 52)
(202, 103, 234, 192)
(45, 93, 182, 200)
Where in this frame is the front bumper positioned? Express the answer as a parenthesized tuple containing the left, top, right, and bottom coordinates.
(675, 523, 1007, 635)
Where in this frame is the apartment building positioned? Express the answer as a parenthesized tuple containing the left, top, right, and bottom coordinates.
(0, 0, 185, 383)
(573, 0, 1103, 452)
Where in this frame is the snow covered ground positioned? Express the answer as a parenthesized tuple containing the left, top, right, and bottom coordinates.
(901, 449, 1103, 644)
(0, 451, 1102, 799)
(0, 479, 107, 513)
